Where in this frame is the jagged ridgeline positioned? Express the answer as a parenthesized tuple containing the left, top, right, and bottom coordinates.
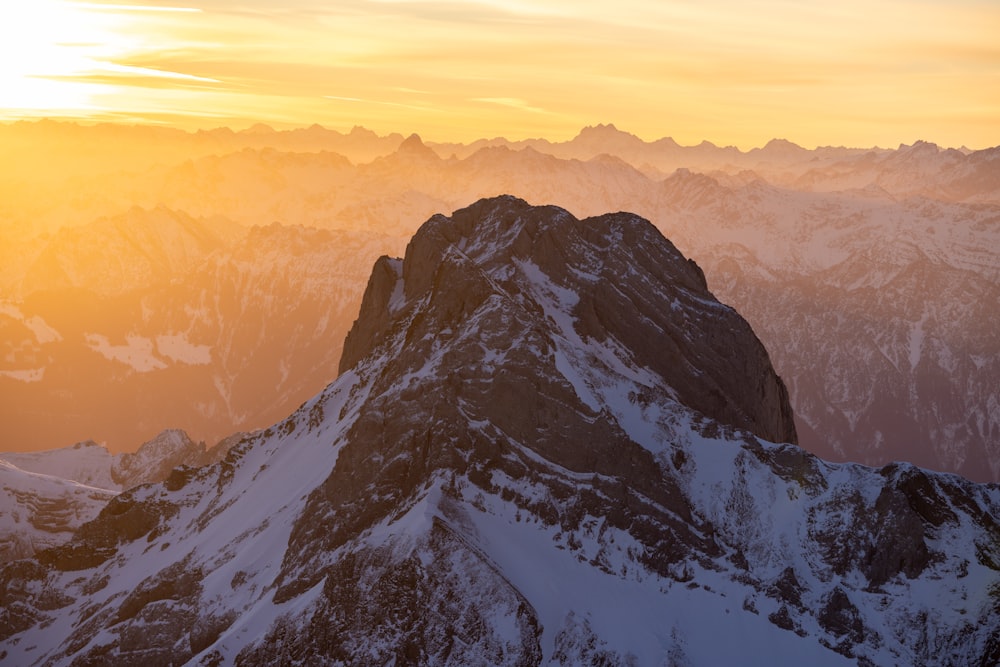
(1, 197, 998, 666)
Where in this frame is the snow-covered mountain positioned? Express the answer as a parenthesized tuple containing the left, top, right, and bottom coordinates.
(2, 197, 997, 665)
(1, 441, 118, 491)
(109, 429, 232, 491)
(0, 430, 235, 565)
(0, 458, 115, 564)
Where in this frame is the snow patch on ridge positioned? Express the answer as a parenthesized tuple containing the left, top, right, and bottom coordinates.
(85, 333, 167, 372)
(908, 310, 929, 371)
(84, 332, 212, 371)
(0, 303, 62, 343)
(156, 333, 211, 365)
(0, 368, 45, 382)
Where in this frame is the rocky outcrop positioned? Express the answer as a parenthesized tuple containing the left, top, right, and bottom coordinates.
(342, 195, 796, 445)
(111, 429, 207, 490)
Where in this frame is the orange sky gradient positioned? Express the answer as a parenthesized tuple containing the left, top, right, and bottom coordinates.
(1, 0, 998, 149)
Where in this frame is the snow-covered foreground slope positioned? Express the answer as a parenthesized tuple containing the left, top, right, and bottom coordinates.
(0, 430, 236, 565)
(0, 459, 114, 564)
(1, 198, 998, 666)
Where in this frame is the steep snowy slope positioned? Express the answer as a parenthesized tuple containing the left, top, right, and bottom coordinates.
(0, 460, 114, 564)
(2, 430, 230, 494)
(2, 197, 996, 666)
(0, 430, 237, 564)
(1, 441, 117, 490)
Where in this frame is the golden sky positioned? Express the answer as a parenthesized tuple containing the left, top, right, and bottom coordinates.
(2, 0, 998, 148)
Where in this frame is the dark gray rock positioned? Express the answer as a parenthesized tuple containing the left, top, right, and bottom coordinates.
(342, 195, 796, 444)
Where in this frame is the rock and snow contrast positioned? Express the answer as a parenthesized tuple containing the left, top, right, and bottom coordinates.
(2, 197, 997, 665)
(0, 459, 115, 565)
(651, 170, 1000, 482)
(0, 430, 234, 565)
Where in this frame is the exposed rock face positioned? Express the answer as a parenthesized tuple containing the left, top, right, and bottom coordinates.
(111, 429, 209, 490)
(1, 197, 997, 666)
(341, 195, 796, 445)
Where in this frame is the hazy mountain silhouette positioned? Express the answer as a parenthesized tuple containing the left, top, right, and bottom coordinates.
(1, 121, 997, 482)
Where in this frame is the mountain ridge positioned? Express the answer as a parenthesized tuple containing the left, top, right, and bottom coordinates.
(0, 429, 237, 564)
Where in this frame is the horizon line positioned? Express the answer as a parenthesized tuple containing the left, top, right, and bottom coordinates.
(2, 116, 991, 154)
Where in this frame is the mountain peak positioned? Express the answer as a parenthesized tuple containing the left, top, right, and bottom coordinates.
(764, 137, 800, 149)
(753, 138, 807, 158)
(899, 139, 941, 154)
(574, 123, 641, 143)
(241, 122, 275, 135)
(387, 132, 439, 161)
(398, 132, 428, 150)
(111, 428, 205, 489)
(341, 195, 796, 445)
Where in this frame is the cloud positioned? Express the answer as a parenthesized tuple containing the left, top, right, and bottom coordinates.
(97, 62, 218, 83)
(4, 0, 998, 148)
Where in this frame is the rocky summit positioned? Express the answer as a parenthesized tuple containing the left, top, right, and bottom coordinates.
(1, 196, 997, 666)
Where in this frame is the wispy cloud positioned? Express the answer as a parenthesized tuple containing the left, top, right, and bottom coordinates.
(97, 62, 218, 83)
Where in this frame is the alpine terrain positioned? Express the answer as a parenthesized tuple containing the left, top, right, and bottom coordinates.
(1, 197, 998, 665)
(0, 430, 234, 564)
(3, 123, 998, 481)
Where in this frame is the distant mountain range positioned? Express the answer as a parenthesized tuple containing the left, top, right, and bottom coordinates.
(2, 198, 996, 665)
(1, 121, 997, 482)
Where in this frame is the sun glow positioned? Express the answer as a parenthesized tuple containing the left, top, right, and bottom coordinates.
(0, 2, 117, 113)
(0, 1, 996, 148)
(0, 1, 210, 121)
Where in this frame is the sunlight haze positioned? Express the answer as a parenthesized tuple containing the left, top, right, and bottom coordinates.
(1, 0, 998, 146)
